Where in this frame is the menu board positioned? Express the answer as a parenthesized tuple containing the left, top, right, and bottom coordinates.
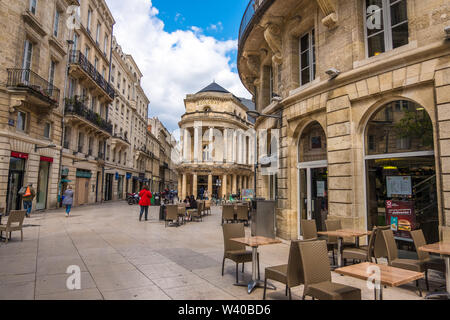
(386, 200, 416, 239)
(386, 176, 412, 198)
(317, 181, 326, 197)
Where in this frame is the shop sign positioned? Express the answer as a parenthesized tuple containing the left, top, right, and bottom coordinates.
(386, 200, 416, 239)
(76, 169, 92, 179)
(242, 189, 254, 201)
(11, 151, 29, 159)
(126, 173, 132, 180)
(40, 156, 54, 163)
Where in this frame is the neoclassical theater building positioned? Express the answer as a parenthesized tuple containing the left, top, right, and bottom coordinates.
(177, 82, 255, 201)
(237, 0, 450, 241)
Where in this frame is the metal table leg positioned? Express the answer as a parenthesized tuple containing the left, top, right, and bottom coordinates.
(374, 285, 383, 300)
(425, 256, 450, 300)
(233, 246, 277, 294)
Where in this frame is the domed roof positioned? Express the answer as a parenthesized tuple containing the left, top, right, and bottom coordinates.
(196, 82, 231, 94)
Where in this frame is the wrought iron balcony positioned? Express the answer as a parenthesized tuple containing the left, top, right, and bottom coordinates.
(69, 50, 115, 99)
(65, 97, 113, 135)
(239, 0, 273, 48)
(7, 68, 60, 104)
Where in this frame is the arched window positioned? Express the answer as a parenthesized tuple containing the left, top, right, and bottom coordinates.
(203, 106, 212, 113)
(298, 121, 327, 163)
(364, 100, 438, 243)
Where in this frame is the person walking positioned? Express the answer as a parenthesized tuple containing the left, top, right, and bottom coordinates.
(62, 186, 74, 217)
(19, 183, 36, 218)
(138, 185, 152, 221)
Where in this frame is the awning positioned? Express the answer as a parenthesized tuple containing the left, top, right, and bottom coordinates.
(61, 179, 72, 183)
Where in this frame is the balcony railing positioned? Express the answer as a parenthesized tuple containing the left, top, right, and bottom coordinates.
(69, 50, 115, 99)
(238, 0, 273, 48)
(113, 133, 129, 144)
(65, 97, 113, 135)
(7, 68, 60, 104)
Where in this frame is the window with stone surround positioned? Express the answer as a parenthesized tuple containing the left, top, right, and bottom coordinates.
(299, 29, 316, 86)
(365, 0, 409, 57)
(53, 9, 60, 37)
(17, 111, 27, 132)
(29, 0, 37, 14)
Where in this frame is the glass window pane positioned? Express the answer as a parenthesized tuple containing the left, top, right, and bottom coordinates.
(300, 34, 309, 52)
(301, 51, 310, 69)
(392, 22, 409, 49)
(301, 68, 310, 86)
(390, 0, 408, 26)
(368, 32, 385, 57)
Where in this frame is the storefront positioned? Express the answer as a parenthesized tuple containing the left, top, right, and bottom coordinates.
(117, 173, 124, 200)
(105, 173, 113, 201)
(36, 157, 53, 210)
(365, 100, 438, 244)
(6, 152, 28, 213)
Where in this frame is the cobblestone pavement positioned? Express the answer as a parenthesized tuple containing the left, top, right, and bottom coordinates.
(0, 202, 439, 300)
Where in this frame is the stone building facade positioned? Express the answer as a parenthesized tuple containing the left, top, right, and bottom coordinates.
(0, 0, 165, 212)
(148, 117, 179, 192)
(0, 0, 75, 212)
(177, 83, 255, 201)
(238, 0, 450, 241)
(108, 37, 150, 199)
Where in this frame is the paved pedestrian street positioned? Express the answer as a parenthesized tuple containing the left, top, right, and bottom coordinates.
(0, 202, 437, 300)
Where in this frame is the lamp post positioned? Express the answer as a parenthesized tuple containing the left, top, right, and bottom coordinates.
(246, 110, 282, 200)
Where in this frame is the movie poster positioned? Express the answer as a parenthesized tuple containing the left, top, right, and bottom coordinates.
(385, 200, 416, 239)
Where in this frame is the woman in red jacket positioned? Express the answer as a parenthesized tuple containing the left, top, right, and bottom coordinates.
(138, 185, 152, 221)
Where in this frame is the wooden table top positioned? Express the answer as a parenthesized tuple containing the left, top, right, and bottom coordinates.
(318, 229, 371, 238)
(419, 242, 450, 256)
(230, 236, 282, 248)
(335, 262, 424, 287)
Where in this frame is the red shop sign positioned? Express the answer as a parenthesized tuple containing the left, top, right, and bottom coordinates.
(11, 152, 29, 160)
(40, 156, 54, 163)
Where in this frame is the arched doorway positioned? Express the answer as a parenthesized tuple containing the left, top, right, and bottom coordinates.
(364, 100, 438, 244)
(297, 121, 328, 236)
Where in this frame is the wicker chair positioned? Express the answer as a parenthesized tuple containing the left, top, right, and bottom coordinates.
(301, 219, 336, 265)
(222, 205, 235, 225)
(236, 205, 249, 226)
(190, 202, 203, 222)
(381, 229, 424, 297)
(342, 226, 378, 264)
(165, 205, 180, 227)
(298, 240, 361, 300)
(264, 240, 306, 300)
(411, 229, 446, 291)
(222, 223, 260, 283)
(0, 210, 26, 243)
(204, 200, 212, 215)
(373, 225, 390, 262)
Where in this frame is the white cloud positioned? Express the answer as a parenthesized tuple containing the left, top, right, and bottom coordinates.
(106, 0, 251, 132)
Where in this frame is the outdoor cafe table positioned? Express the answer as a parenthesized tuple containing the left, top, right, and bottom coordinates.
(419, 242, 450, 300)
(231, 236, 282, 294)
(336, 262, 424, 300)
(317, 230, 372, 268)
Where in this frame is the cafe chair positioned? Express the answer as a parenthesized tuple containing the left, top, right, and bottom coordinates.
(263, 240, 307, 300)
(0, 210, 26, 244)
(411, 229, 446, 292)
(190, 202, 203, 222)
(373, 225, 391, 263)
(298, 240, 361, 300)
(165, 205, 180, 228)
(381, 229, 424, 297)
(222, 223, 260, 284)
(204, 200, 212, 215)
(301, 219, 337, 265)
(222, 205, 235, 225)
(236, 205, 249, 226)
(342, 226, 378, 265)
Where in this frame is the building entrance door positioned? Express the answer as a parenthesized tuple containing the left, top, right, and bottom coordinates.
(36, 161, 50, 210)
(298, 161, 328, 237)
(7, 156, 26, 213)
(75, 178, 89, 206)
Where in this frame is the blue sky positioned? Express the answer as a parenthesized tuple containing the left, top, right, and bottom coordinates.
(107, 0, 251, 132)
(152, 0, 249, 72)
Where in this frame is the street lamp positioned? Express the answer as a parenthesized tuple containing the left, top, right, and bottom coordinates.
(246, 110, 282, 200)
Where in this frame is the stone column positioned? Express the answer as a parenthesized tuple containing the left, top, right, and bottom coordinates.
(181, 173, 187, 200)
(192, 174, 198, 199)
(178, 175, 182, 195)
(209, 127, 214, 162)
(222, 174, 228, 198)
(232, 130, 237, 163)
(223, 128, 228, 163)
(194, 126, 199, 163)
(232, 174, 237, 194)
(183, 129, 189, 162)
(243, 136, 247, 165)
(208, 174, 213, 198)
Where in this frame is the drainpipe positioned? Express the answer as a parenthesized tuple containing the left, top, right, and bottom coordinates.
(57, 30, 74, 208)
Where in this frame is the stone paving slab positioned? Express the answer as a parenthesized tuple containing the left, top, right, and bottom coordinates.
(0, 202, 433, 300)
